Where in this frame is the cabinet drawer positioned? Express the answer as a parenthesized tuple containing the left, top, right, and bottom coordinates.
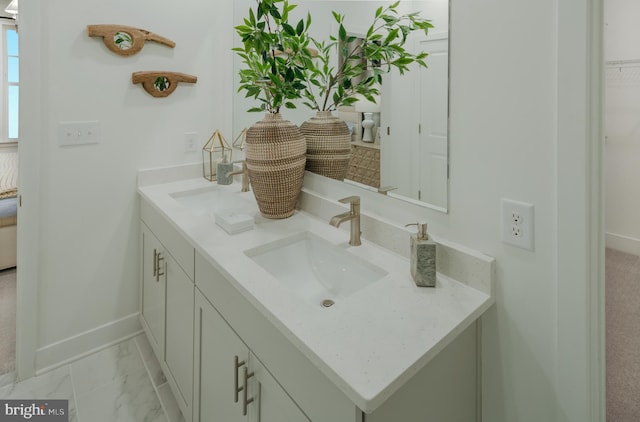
(141, 198, 194, 280)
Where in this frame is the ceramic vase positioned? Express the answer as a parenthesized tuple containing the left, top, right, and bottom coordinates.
(245, 113, 307, 219)
(300, 111, 351, 181)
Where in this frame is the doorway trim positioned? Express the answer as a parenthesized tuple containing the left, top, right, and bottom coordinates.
(15, 0, 45, 381)
(557, 0, 605, 420)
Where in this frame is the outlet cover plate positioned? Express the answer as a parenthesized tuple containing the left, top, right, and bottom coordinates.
(184, 132, 198, 152)
(501, 198, 534, 251)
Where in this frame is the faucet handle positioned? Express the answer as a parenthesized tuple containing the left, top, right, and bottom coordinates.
(405, 222, 428, 240)
(377, 186, 397, 195)
(338, 196, 360, 206)
(231, 160, 248, 173)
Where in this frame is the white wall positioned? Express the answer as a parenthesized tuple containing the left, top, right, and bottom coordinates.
(20, 0, 233, 369)
(20, 0, 600, 420)
(604, 0, 640, 254)
(447, 2, 559, 419)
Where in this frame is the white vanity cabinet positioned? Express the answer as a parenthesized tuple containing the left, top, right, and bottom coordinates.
(140, 201, 195, 422)
(194, 250, 478, 422)
(195, 252, 359, 422)
(193, 288, 309, 422)
(138, 183, 490, 422)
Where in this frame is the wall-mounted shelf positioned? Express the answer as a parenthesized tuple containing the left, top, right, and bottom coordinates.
(605, 59, 640, 68)
(87, 24, 175, 56)
(132, 71, 197, 98)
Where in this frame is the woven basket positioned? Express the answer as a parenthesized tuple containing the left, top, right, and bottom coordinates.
(245, 113, 307, 219)
(300, 111, 351, 181)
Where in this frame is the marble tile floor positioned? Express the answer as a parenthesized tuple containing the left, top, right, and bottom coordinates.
(0, 334, 185, 422)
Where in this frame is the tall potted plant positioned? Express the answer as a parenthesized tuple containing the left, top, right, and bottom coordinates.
(299, 2, 433, 180)
(234, 0, 315, 219)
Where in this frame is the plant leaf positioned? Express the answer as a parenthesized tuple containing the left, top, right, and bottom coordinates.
(296, 19, 304, 36)
(282, 22, 296, 36)
(339, 24, 347, 42)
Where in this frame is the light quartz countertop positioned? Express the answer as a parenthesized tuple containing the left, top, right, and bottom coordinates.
(138, 176, 494, 413)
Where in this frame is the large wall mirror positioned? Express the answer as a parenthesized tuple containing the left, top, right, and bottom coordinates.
(233, 0, 450, 212)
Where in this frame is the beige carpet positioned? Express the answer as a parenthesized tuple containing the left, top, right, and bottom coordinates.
(606, 248, 640, 421)
(0, 267, 15, 376)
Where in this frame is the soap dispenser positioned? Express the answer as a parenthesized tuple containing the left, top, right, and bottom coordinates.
(405, 222, 437, 287)
(216, 154, 234, 185)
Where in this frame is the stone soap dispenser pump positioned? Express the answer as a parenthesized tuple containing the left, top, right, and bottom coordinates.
(405, 222, 437, 287)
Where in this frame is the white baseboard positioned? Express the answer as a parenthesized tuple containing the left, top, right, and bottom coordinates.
(35, 312, 142, 374)
(605, 232, 640, 256)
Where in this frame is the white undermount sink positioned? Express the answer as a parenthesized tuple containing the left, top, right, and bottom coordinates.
(245, 231, 388, 307)
(170, 186, 251, 217)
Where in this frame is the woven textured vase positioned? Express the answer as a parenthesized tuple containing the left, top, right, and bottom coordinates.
(300, 111, 351, 181)
(245, 113, 307, 219)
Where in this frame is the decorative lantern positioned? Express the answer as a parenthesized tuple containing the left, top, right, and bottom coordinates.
(202, 129, 232, 182)
(233, 128, 247, 151)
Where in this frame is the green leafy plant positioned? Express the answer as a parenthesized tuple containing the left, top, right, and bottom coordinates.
(302, 1, 433, 112)
(233, 0, 316, 114)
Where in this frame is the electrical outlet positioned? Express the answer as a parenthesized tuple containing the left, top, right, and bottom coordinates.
(512, 225, 522, 238)
(184, 132, 198, 152)
(501, 198, 534, 251)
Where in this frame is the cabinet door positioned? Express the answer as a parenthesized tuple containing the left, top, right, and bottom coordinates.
(141, 224, 166, 361)
(165, 253, 195, 422)
(249, 354, 310, 422)
(194, 289, 250, 422)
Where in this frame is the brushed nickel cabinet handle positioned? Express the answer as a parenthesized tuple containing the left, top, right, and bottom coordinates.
(153, 249, 158, 277)
(242, 366, 255, 416)
(156, 252, 165, 282)
(234, 356, 246, 403)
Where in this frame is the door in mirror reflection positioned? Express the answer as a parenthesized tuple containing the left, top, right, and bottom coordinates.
(380, 31, 448, 211)
(418, 36, 449, 209)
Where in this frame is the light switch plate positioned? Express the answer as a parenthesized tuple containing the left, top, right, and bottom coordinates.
(58, 121, 100, 146)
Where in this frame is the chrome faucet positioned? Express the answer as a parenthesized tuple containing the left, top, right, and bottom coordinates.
(226, 160, 250, 192)
(330, 196, 361, 246)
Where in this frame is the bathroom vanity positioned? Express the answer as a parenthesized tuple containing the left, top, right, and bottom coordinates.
(137, 168, 494, 422)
